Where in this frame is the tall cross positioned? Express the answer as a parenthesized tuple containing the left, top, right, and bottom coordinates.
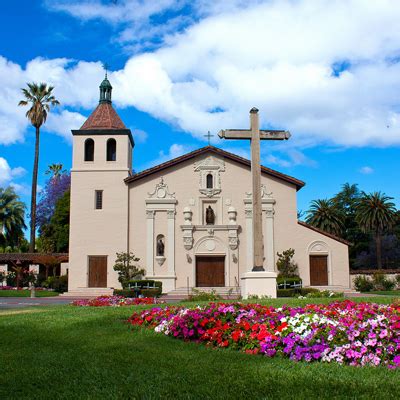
(204, 130, 214, 145)
(218, 107, 290, 271)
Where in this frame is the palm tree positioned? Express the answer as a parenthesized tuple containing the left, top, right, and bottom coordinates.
(305, 199, 344, 236)
(356, 192, 397, 269)
(18, 83, 60, 252)
(0, 187, 26, 248)
(45, 163, 65, 179)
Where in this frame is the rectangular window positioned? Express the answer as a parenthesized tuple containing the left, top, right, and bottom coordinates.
(95, 190, 103, 210)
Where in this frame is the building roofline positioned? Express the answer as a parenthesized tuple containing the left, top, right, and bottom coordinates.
(71, 129, 134, 147)
(0, 253, 69, 263)
(297, 221, 352, 246)
(124, 145, 305, 190)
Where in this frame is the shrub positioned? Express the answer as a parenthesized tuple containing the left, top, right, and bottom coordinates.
(277, 289, 297, 298)
(141, 288, 161, 298)
(372, 273, 395, 291)
(396, 275, 400, 289)
(353, 275, 374, 292)
(187, 289, 221, 301)
(276, 277, 302, 289)
(43, 275, 68, 293)
(113, 289, 136, 298)
(306, 290, 344, 298)
(300, 288, 320, 296)
(276, 248, 299, 278)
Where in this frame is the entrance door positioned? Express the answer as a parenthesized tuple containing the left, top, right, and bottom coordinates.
(196, 256, 225, 287)
(309, 255, 328, 285)
(88, 256, 107, 287)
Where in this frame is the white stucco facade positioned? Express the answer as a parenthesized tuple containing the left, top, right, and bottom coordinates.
(66, 80, 350, 297)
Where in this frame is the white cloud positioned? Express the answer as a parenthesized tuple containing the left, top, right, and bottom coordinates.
(3, 0, 400, 151)
(0, 157, 28, 193)
(359, 166, 374, 174)
(44, 110, 87, 142)
(139, 143, 193, 171)
(132, 129, 148, 144)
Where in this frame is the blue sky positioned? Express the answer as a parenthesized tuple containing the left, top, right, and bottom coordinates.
(0, 0, 399, 217)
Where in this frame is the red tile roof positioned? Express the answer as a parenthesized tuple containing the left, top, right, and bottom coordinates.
(80, 102, 126, 130)
(125, 146, 305, 190)
(297, 221, 351, 245)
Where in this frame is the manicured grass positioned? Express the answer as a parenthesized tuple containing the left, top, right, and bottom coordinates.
(0, 289, 59, 297)
(366, 290, 400, 296)
(0, 298, 399, 400)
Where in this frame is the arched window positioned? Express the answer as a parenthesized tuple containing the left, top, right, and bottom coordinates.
(206, 173, 213, 189)
(106, 138, 116, 161)
(84, 138, 94, 161)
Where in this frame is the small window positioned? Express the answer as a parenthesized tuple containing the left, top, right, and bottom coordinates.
(84, 138, 95, 161)
(95, 190, 103, 210)
(106, 138, 116, 161)
(206, 173, 213, 189)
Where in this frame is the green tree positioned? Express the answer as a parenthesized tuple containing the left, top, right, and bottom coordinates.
(333, 183, 368, 267)
(305, 199, 344, 236)
(276, 248, 299, 277)
(45, 163, 65, 179)
(37, 190, 70, 253)
(18, 83, 60, 252)
(356, 192, 397, 269)
(113, 252, 145, 288)
(0, 187, 26, 248)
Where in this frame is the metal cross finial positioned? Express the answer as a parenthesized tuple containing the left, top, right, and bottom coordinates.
(102, 62, 110, 78)
(204, 131, 214, 145)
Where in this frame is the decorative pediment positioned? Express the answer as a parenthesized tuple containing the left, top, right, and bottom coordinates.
(147, 177, 175, 199)
(246, 184, 273, 199)
(194, 156, 225, 197)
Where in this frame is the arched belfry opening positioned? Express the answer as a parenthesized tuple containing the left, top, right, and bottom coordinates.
(106, 138, 116, 161)
(84, 138, 94, 161)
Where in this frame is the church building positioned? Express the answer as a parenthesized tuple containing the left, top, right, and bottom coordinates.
(66, 76, 350, 298)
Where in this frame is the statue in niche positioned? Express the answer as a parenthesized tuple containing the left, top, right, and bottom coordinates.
(156, 236, 165, 256)
(205, 205, 215, 225)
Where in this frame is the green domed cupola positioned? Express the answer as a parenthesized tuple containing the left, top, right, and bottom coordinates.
(99, 73, 112, 104)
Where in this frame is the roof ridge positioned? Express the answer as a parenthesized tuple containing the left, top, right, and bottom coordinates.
(125, 145, 305, 190)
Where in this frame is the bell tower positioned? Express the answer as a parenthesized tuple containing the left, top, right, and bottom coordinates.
(68, 74, 134, 293)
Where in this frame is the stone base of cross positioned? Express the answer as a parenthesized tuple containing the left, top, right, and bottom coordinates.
(218, 108, 290, 298)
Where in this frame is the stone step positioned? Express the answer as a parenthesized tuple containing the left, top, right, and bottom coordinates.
(307, 286, 359, 294)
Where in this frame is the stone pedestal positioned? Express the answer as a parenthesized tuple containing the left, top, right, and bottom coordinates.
(240, 271, 277, 299)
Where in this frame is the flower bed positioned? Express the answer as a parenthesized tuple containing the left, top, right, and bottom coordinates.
(72, 295, 161, 307)
(128, 301, 400, 368)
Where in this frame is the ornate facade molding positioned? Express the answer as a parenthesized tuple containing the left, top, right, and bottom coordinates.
(147, 177, 175, 199)
(194, 156, 225, 197)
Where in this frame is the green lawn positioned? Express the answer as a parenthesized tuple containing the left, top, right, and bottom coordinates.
(0, 290, 59, 297)
(0, 298, 399, 400)
(366, 290, 400, 296)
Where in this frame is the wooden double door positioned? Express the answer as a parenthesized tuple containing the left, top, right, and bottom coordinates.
(196, 256, 225, 287)
(309, 255, 328, 286)
(88, 256, 107, 287)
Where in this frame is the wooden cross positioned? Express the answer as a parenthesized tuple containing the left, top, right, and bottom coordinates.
(218, 107, 290, 271)
(204, 131, 214, 145)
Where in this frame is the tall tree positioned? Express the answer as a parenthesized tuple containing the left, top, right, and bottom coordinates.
(0, 187, 26, 248)
(305, 199, 344, 236)
(18, 83, 60, 252)
(356, 192, 397, 269)
(45, 163, 65, 179)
